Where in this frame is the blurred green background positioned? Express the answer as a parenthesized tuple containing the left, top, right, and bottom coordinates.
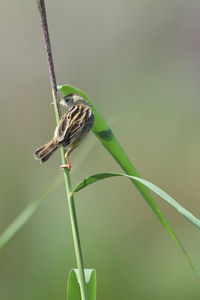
(0, 0, 200, 299)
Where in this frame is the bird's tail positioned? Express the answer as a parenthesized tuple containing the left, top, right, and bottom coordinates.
(34, 139, 58, 163)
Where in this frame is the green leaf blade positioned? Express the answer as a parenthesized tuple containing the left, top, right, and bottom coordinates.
(87, 270, 96, 300)
(67, 269, 81, 300)
(72, 172, 200, 279)
(59, 85, 180, 232)
(0, 175, 63, 253)
(59, 84, 199, 280)
(72, 172, 200, 231)
(68, 269, 96, 300)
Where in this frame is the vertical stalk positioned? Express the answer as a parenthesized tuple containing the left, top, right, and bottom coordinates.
(37, 1, 88, 299)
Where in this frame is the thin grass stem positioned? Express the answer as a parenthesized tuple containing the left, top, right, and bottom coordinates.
(37, 1, 88, 299)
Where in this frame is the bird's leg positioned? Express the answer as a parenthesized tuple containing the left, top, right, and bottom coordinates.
(60, 147, 76, 171)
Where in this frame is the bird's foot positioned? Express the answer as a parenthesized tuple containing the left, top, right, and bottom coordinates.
(60, 163, 71, 171)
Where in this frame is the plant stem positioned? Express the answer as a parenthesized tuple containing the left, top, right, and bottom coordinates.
(60, 148, 88, 300)
(37, 1, 88, 299)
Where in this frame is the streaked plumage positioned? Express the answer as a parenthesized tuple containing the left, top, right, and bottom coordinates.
(34, 94, 94, 170)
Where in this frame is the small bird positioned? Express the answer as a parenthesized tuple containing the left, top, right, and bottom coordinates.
(34, 93, 94, 170)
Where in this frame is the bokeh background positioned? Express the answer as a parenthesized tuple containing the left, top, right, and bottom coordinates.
(0, 1, 200, 299)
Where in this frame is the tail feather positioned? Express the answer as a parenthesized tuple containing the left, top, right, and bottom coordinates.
(34, 139, 58, 163)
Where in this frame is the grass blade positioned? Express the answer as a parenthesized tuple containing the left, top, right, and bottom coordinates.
(86, 270, 96, 300)
(68, 269, 81, 300)
(0, 174, 63, 253)
(58, 85, 198, 279)
(71, 172, 200, 279)
(72, 172, 200, 230)
(68, 269, 96, 300)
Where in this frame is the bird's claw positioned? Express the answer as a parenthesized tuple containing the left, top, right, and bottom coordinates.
(60, 164, 71, 171)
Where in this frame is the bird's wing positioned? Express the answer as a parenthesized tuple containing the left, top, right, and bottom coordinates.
(54, 104, 92, 146)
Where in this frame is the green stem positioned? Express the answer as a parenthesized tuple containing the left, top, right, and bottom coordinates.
(54, 96, 88, 300)
(60, 147, 88, 300)
(37, 1, 88, 299)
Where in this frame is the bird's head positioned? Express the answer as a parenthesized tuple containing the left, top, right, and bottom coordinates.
(60, 93, 90, 108)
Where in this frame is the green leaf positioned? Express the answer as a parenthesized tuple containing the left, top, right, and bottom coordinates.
(58, 84, 198, 279)
(0, 175, 63, 253)
(68, 269, 96, 300)
(72, 172, 200, 279)
(86, 270, 96, 300)
(72, 172, 200, 231)
(67, 269, 81, 300)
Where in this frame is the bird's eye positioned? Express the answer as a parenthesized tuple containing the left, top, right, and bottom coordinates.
(64, 94, 73, 103)
(64, 97, 70, 103)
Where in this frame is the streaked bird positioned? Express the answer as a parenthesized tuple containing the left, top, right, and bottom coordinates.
(34, 93, 94, 170)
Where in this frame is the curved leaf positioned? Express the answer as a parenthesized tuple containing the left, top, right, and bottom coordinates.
(86, 269, 96, 300)
(68, 269, 96, 300)
(58, 84, 198, 278)
(71, 172, 200, 279)
(67, 269, 81, 300)
(72, 172, 200, 231)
